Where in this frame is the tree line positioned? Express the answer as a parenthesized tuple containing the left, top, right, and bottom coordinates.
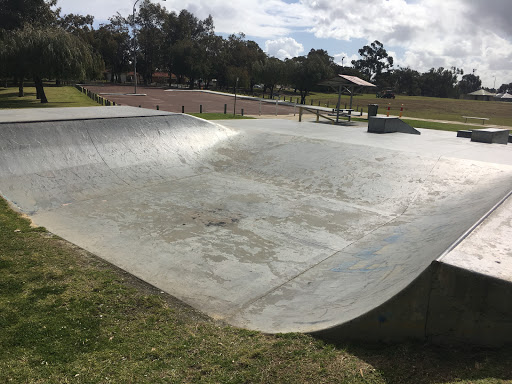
(0, 0, 509, 103)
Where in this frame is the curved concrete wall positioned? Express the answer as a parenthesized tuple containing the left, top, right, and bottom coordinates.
(1, 109, 511, 344)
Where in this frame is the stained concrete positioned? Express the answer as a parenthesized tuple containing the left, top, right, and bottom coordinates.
(1, 107, 511, 344)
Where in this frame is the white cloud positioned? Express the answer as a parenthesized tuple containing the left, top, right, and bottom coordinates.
(265, 37, 304, 59)
(56, 0, 512, 87)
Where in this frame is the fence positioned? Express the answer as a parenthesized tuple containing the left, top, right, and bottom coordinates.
(75, 84, 116, 106)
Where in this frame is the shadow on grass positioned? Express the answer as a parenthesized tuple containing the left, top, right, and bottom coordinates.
(316, 337, 512, 383)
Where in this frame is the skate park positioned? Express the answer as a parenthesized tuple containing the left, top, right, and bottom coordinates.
(0, 102, 511, 346)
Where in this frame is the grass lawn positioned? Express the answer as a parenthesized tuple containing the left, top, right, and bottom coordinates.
(0, 86, 100, 109)
(214, 89, 512, 127)
(188, 112, 255, 120)
(1, 197, 512, 383)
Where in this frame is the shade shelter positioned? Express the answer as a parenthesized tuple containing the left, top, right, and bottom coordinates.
(467, 89, 495, 101)
(319, 75, 376, 123)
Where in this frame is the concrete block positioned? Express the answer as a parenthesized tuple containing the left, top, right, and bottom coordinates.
(457, 130, 472, 138)
(471, 128, 509, 145)
(368, 116, 420, 135)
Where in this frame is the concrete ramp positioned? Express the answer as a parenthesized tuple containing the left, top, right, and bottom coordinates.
(1, 107, 512, 345)
(368, 116, 420, 134)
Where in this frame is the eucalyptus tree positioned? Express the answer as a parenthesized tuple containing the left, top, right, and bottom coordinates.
(351, 40, 393, 81)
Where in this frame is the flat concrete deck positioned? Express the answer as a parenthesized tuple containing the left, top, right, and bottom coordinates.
(1, 107, 511, 344)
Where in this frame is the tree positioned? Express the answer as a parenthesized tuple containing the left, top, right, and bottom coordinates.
(420, 67, 462, 98)
(498, 83, 512, 93)
(134, 0, 167, 85)
(93, 15, 131, 83)
(1, 26, 97, 102)
(252, 57, 285, 96)
(458, 73, 482, 95)
(288, 49, 335, 104)
(351, 40, 393, 81)
(217, 33, 266, 90)
(162, 9, 215, 88)
(0, 0, 59, 31)
(392, 67, 421, 96)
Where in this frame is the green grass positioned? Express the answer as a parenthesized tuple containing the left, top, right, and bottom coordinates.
(188, 112, 255, 120)
(1, 197, 512, 383)
(299, 92, 512, 127)
(402, 119, 474, 132)
(0, 86, 100, 109)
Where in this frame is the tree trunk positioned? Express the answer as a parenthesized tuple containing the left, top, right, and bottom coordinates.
(34, 77, 48, 103)
(18, 79, 24, 97)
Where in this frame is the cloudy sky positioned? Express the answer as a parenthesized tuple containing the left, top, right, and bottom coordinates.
(57, 0, 512, 88)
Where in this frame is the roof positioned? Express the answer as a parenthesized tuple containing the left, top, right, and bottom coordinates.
(468, 89, 495, 96)
(318, 74, 376, 88)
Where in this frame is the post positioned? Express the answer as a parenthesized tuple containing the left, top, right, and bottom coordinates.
(275, 99, 278, 116)
(387, 103, 391, 117)
(233, 77, 239, 115)
(399, 104, 404, 118)
(299, 107, 303, 122)
(200, 104, 202, 113)
(259, 100, 261, 116)
(156, 105, 159, 110)
(316, 109, 319, 122)
(241, 108, 244, 116)
(336, 85, 342, 124)
(132, 0, 142, 95)
(224, 104, 227, 114)
(182, 105, 184, 113)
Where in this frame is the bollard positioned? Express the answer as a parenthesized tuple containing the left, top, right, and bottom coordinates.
(316, 109, 319, 122)
(139, 105, 141, 108)
(399, 104, 404, 118)
(156, 105, 159, 110)
(284, 96, 286, 102)
(224, 104, 227, 114)
(259, 100, 262, 116)
(241, 109, 244, 116)
(182, 106, 185, 113)
(299, 107, 303, 122)
(318, 100, 321, 106)
(200, 104, 202, 113)
(387, 103, 391, 117)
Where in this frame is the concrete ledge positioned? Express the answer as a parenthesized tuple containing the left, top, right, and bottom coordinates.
(368, 116, 420, 135)
(471, 128, 509, 145)
(457, 130, 472, 138)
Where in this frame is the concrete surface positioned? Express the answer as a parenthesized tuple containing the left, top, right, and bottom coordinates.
(1, 107, 512, 344)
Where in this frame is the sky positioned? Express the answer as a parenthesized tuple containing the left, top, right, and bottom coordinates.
(56, 0, 512, 88)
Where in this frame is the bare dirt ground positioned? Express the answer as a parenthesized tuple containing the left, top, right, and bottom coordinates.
(83, 84, 300, 116)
